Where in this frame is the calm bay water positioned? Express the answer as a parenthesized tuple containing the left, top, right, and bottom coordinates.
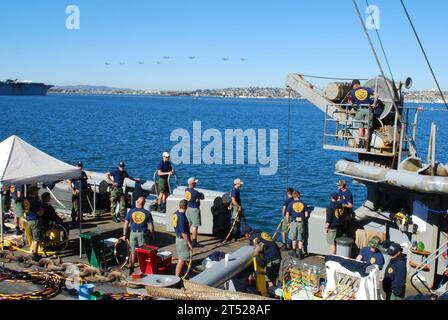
(1, 94, 447, 234)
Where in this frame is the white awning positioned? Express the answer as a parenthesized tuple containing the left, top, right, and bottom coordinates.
(0, 135, 82, 186)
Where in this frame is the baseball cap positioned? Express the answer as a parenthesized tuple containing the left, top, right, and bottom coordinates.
(331, 192, 339, 200)
(241, 226, 253, 235)
(163, 152, 170, 158)
(188, 177, 199, 184)
(368, 236, 381, 249)
(234, 178, 244, 185)
(352, 79, 361, 87)
(336, 180, 347, 187)
(118, 161, 125, 168)
(387, 242, 402, 256)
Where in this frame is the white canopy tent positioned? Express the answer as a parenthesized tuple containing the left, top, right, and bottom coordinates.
(0, 135, 82, 251)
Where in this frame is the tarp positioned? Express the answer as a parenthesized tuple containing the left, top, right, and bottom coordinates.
(0, 135, 81, 186)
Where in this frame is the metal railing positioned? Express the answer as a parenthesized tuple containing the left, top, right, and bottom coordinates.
(323, 103, 419, 159)
(323, 104, 376, 152)
(410, 241, 448, 296)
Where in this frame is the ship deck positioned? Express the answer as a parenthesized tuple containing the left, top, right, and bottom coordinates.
(1, 212, 422, 300)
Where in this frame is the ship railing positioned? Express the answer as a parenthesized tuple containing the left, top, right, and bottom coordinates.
(323, 103, 391, 156)
(410, 240, 448, 297)
(323, 103, 419, 159)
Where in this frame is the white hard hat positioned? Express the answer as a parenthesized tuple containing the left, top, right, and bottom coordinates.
(234, 178, 244, 185)
(163, 152, 170, 158)
(188, 177, 199, 184)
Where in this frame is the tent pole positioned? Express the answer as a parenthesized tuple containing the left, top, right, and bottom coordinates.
(0, 182, 3, 251)
(79, 179, 82, 259)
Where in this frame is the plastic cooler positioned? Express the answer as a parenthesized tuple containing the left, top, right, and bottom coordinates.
(135, 245, 172, 275)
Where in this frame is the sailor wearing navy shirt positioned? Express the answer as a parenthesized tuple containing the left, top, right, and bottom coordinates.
(286, 191, 310, 260)
(351, 79, 379, 149)
(185, 177, 205, 248)
(23, 186, 45, 261)
(356, 236, 385, 270)
(326, 192, 344, 255)
(337, 179, 354, 235)
(230, 178, 245, 240)
(105, 161, 141, 223)
(11, 184, 24, 235)
(383, 243, 407, 300)
(280, 188, 295, 251)
(173, 200, 193, 277)
(122, 196, 155, 275)
(68, 161, 89, 224)
(243, 226, 282, 286)
(157, 152, 174, 213)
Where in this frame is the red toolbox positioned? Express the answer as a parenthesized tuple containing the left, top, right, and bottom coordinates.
(135, 245, 172, 275)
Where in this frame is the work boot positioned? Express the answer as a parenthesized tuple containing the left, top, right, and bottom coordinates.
(32, 253, 41, 262)
(287, 244, 292, 251)
(15, 227, 23, 236)
(192, 240, 204, 248)
(129, 266, 135, 276)
(280, 243, 287, 251)
(289, 250, 298, 258)
(112, 215, 120, 223)
(297, 250, 304, 260)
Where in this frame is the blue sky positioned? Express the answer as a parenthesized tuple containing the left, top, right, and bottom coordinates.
(0, 0, 446, 90)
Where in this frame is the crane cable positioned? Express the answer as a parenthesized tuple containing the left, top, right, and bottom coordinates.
(400, 0, 448, 110)
(352, 0, 399, 114)
(364, 0, 395, 81)
(286, 90, 292, 190)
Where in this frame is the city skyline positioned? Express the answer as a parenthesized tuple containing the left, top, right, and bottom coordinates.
(0, 0, 447, 91)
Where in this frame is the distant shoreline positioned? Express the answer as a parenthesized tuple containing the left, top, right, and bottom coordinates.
(47, 92, 445, 105)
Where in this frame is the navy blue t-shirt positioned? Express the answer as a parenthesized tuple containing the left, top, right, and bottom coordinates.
(231, 187, 241, 206)
(11, 185, 24, 202)
(158, 161, 173, 174)
(283, 197, 294, 212)
(174, 210, 189, 238)
(110, 169, 129, 188)
(185, 188, 204, 209)
(351, 87, 374, 107)
(125, 208, 153, 232)
(72, 171, 89, 191)
(248, 230, 281, 263)
(326, 201, 344, 229)
(24, 196, 43, 221)
(338, 189, 353, 207)
(287, 200, 308, 222)
(359, 247, 385, 270)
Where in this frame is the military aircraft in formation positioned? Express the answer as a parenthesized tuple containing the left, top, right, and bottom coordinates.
(104, 56, 249, 65)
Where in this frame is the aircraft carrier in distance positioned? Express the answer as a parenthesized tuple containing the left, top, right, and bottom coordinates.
(0, 79, 53, 96)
